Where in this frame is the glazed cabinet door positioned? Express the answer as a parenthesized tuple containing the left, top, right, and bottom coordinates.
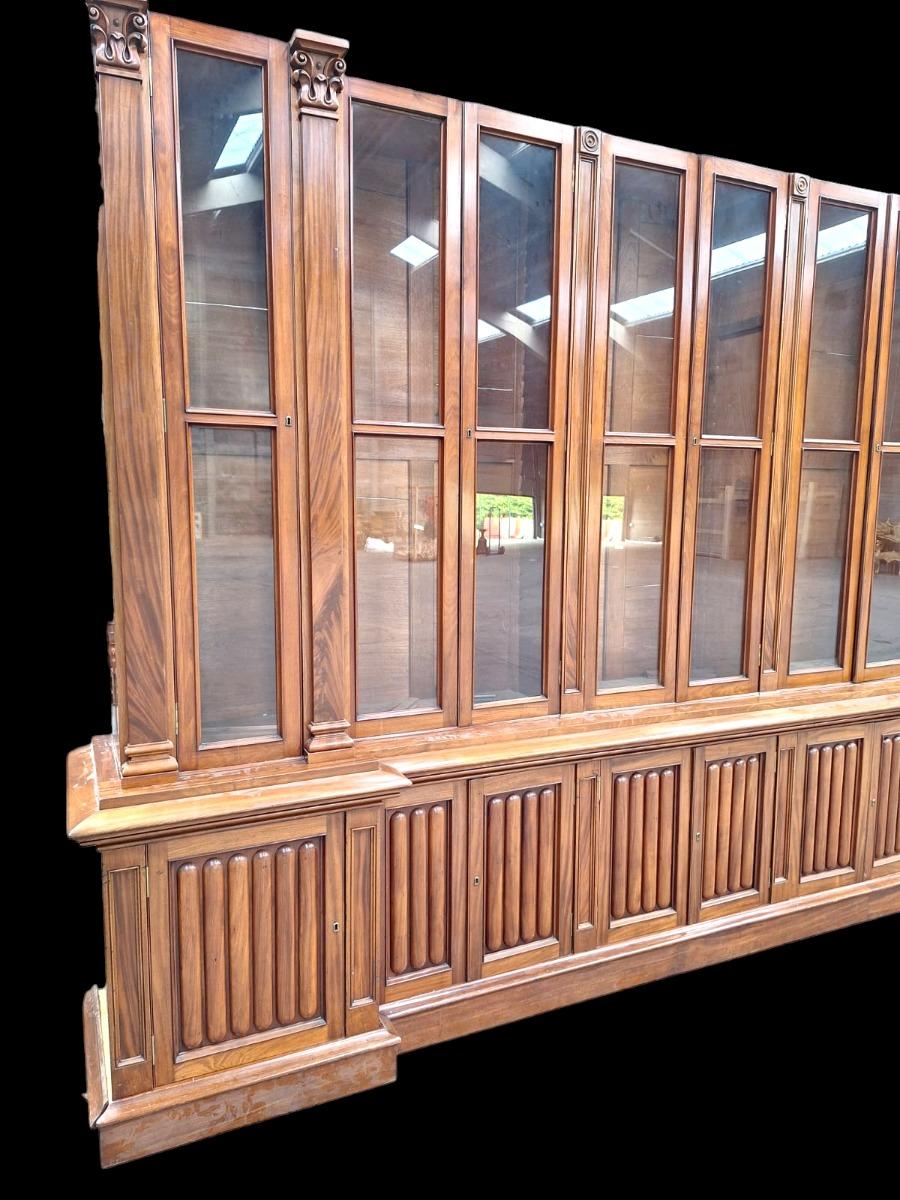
(688, 737, 777, 921)
(467, 766, 574, 979)
(148, 811, 344, 1084)
(385, 783, 467, 1000)
(779, 724, 872, 897)
(866, 720, 900, 879)
(591, 748, 693, 944)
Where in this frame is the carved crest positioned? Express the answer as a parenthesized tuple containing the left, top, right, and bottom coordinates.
(289, 31, 349, 116)
(85, 2, 149, 76)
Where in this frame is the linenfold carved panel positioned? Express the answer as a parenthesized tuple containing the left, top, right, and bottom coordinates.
(699, 755, 763, 901)
(874, 732, 900, 864)
(388, 804, 449, 976)
(484, 788, 558, 953)
(800, 740, 861, 877)
(610, 768, 677, 920)
(172, 838, 324, 1052)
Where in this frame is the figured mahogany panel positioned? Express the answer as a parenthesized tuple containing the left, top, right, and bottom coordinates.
(872, 731, 900, 868)
(102, 845, 153, 1099)
(468, 768, 574, 978)
(172, 838, 325, 1052)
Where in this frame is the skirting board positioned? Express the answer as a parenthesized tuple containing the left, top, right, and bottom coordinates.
(83, 874, 899, 1165)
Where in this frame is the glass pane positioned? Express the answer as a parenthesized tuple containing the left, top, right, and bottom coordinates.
(352, 104, 442, 424)
(885, 241, 900, 444)
(703, 183, 770, 436)
(804, 203, 871, 441)
(192, 427, 277, 742)
(355, 437, 439, 715)
(607, 164, 681, 434)
(475, 442, 548, 702)
(867, 454, 900, 664)
(477, 135, 555, 428)
(177, 51, 271, 411)
(690, 448, 756, 680)
(790, 451, 854, 671)
(597, 446, 669, 690)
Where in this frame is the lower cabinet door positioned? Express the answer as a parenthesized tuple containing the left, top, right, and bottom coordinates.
(868, 720, 900, 879)
(688, 736, 777, 921)
(783, 723, 872, 898)
(596, 747, 692, 943)
(148, 811, 345, 1084)
(384, 783, 467, 1001)
(467, 766, 574, 979)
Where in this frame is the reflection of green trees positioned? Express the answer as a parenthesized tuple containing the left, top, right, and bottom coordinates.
(475, 493, 535, 528)
(602, 494, 625, 520)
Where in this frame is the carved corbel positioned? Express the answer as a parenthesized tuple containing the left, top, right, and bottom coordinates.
(85, 1, 149, 80)
(289, 29, 349, 118)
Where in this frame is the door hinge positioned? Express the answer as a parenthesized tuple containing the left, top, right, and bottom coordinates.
(151, 1033, 156, 1066)
(162, 397, 167, 434)
(144, 864, 150, 900)
(174, 704, 179, 736)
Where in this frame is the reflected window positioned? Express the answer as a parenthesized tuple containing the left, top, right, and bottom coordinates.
(867, 455, 900, 664)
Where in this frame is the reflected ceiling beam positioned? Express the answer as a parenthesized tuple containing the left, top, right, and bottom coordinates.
(182, 172, 264, 215)
(479, 142, 532, 205)
(479, 306, 549, 359)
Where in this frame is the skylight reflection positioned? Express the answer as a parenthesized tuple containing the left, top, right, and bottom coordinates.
(215, 112, 263, 173)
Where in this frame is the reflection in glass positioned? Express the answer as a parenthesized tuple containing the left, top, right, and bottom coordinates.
(690, 448, 755, 680)
(790, 451, 853, 671)
(176, 51, 271, 411)
(607, 164, 680, 434)
(351, 104, 442, 424)
(866, 455, 900, 664)
(598, 447, 669, 690)
(475, 442, 548, 702)
(354, 437, 439, 715)
(703, 183, 770, 436)
(804, 203, 871, 441)
(192, 427, 277, 742)
(477, 135, 555, 428)
(886, 241, 900, 444)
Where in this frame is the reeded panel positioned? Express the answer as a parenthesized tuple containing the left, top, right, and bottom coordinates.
(191, 427, 277, 743)
(703, 182, 770, 437)
(354, 437, 439, 715)
(698, 754, 763, 902)
(609, 766, 678, 921)
(351, 103, 442, 424)
(477, 135, 555, 429)
(873, 733, 900, 865)
(607, 163, 681, 434)
(799, 740, 862, 878)
(176, 50, 271, 412)
(865, 454, 900, 665)
(790, 451, 854, 671)
(172, 838, 324, 1052)
(483, 787, 558, 953)
(598, 446, 669, 691)
(804, 202, 872, 441)
(474, 441, 548, 703)
(387, 803, 450, 976)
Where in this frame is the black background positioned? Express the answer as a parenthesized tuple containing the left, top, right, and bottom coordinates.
(54, 1, 896, 1184)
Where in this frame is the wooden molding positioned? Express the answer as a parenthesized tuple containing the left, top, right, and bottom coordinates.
(85, 1, 149, 79)
(791, 172, 811, 199)
(289, 30, 349, 118)
(579, 127, 600, 154)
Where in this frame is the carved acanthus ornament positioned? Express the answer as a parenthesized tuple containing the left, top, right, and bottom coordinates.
(85, 2, 149, 78)
(289, 30, 349, 117)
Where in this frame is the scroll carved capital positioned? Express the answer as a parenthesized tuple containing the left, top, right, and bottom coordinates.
(85, 1, 149, 78)
(792, 173, 810, 199)
(579, 127, 600, 155)
(289, 29, 349, 118)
